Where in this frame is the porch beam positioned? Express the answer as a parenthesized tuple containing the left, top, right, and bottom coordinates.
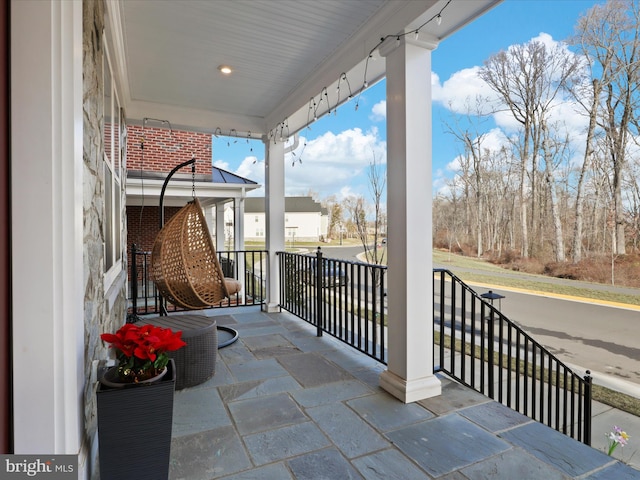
(379, 34, 441, 403)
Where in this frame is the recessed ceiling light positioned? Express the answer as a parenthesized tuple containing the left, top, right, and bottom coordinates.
(218, 65, 233, 75)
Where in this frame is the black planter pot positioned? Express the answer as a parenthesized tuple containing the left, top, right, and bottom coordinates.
(97, 359, 176, 480)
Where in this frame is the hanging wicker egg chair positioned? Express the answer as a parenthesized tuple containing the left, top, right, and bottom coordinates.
(151, 197, 230, 309)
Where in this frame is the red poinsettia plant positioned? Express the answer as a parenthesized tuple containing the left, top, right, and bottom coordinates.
(101, 323, 187, 383)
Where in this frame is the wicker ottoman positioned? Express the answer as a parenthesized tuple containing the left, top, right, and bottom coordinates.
(137, 314, 217, 390)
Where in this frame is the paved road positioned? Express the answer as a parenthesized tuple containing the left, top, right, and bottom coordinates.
(436, 259, 640, 394)
(320, 246, 640, 392)
(314, 246, 640, 395)
(464, 284, 640, 387)
(320, 245, 366, 262)
(431, 258, 640, 390)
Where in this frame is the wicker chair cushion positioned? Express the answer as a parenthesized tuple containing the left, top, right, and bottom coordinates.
(137, 314, 217, 390)
(224, 278, 242, 295)
(151, 198, 230, 309)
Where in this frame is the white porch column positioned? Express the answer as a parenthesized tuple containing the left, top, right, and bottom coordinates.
(378, 35, 441, 403)
(264, 139, 285, 312)
(233, 197, 245, 251)
(11, 0, 84, 452)
(205, 204, 215, 240)
(234, 197, 246, 297)
(215, 202, 226, 252)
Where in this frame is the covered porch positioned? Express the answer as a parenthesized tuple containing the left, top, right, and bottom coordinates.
(165, 306, 637, 479)
(103, 0, 510, 407)
(11, 1, 635, 478)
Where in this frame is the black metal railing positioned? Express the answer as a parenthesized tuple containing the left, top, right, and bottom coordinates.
(433, 268, 592, 445)
(133, 240, 593, 445)
(128, 244, 267, 317)
(278, 248, 387, 364)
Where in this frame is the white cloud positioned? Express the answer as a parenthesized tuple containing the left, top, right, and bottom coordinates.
(213, 157, 266, 197)
(218, 127, 387, 201)
(235, 156, 261, 180)
(213, 159, 230, 170)
(529, 32, 560, 53)
(434, 32, 592, 185)
(285, 127, 386, 198)
(432, 168, 451, 197)
(432, 67, 499, 115)
(338, 185, 356, 200)
(370, 100, 386, 121)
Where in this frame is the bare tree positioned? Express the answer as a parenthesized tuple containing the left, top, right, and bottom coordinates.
(356, 154, 386, 266)
(573, 0, 640, 256)
(567, 76, 602, 262)
(434, 184, 466, 260)
(479, 38, 581, 258)
(541, 121, 567, 262)
(432, 0, 640, 266)
(444, 96, 491, 257)
(323, 195, 343, 241)
(342, 195, 362, 240)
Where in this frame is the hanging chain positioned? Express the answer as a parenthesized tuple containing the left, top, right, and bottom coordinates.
(191, 154, 196, 198)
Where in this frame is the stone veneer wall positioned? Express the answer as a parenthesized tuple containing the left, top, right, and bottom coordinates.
(82, 0, 128, 475)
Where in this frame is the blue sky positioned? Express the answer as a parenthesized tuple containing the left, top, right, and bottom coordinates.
(213, 0, 600, 202)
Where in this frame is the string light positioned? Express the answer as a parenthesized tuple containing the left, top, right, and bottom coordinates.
(250, 128, 257, 163)
(218, 0, 453, 153)
(212, 126, 256, 160)
(293, 129, 309, 166)
(142, 117, 184, 152)
(247, 131, 254, 154)
(335, 72, 353, 115)
(321, 87, 330, 114)
(354, 0, 451, 116)
(231, 128, 238, 144)
(306, 97, 315, 127)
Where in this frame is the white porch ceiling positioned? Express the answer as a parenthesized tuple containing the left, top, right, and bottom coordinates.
(106, 0, 501, 138)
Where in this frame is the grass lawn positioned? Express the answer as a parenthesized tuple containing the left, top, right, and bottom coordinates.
(433, 250, 640, 307)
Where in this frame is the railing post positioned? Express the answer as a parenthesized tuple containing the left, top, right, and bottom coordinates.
(316, 246, 323, 337)
(583, 370, 592, 445)
(127, 244, 139, 323)
(487, 311, 495, 398)
(438, 271, 445, 371)
(277, 252, 283, 307)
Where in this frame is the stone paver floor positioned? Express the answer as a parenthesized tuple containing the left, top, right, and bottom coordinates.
(167, 307, 639, 479)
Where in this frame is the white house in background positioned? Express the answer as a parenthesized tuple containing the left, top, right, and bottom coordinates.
(243, 197, 328, 243)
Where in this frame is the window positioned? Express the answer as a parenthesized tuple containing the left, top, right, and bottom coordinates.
(103, 43, 125, 286)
